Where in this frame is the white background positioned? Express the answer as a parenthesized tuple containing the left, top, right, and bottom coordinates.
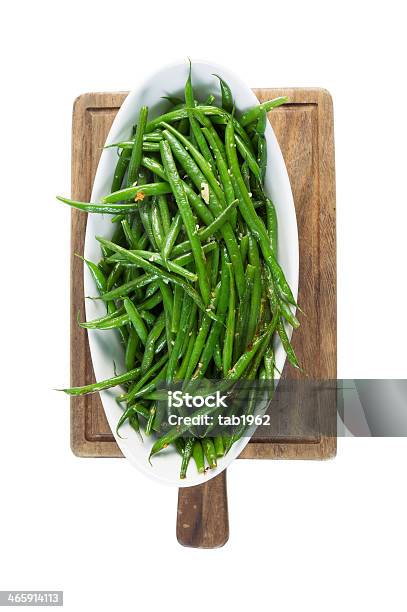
(1, 1, 406, 610)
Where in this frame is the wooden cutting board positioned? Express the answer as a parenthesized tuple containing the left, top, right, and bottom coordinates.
(70, 88, 336, 547)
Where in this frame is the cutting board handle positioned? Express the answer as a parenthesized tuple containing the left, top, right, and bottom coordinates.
(176, 470, 229, 548)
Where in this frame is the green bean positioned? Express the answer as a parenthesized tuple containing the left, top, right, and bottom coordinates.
(160, 140, 210, 305)
(166, 292, 194, 384)
(276, 318, 300, 369)
(192, 440, 205, 473)
(240, 96, 287, 127)
(127, 106, 148, 186)
(57, 195, 141, 215)
(264, 346, 275, 380)
(264, 266, 299, 328)
(213, 342, 222, 370)
(185, 63, 215, 166)
(145, 107, 192, 132)
(123, 265, 133, 286)
(95, 273, 157, 301)
(116, 405, 135, 437)
(265, 197, 278, 255)
(60, 366, 140, 396)
(201, 127, 237, 224)
(129, 412, 141, 435)
(234, 265, 255, 359)
(125, 328, 139, 371)
(257, 135, 267, 182)
(157, 194, 171, 234)
(247, 235, 262, 345)
(202, 438, 217, 468)
(141, 313, 165, 374)
(223, 264, 235, 377)
(106, 262, 123, 291)
(111, 139, 163, 151)
(102, 181, 171, 204)
(234, 133, 261, 182)
(171, 285, 183, 334)
(161, 212, 182, 260)
(180, 438, 195, 479)
(143, 142, 161, 152)
(151, 197, 164, 249)
(139, 209, 158, 254)
(80, 312, 129, 330)
(214, 435, 225, 458)
(158, 278, 174, 353)
(209, 244, 220, 288)
(175, 323, 196, 380)
(213, 74, 233, 112)
(280, 300, 300, 329)
(84, 307, 154, 331)
(144, 131, 164, 142)
(111, 147, 131, 192)
(183, 289, 217, 381)
(145, 279, 159, 298)
(79, 256, 107, 294)
(145, 405, 156, 436)
(123, 298, 148, 344)
(239, 234, 249, 266)
(256, 109, 267, 136)
(121, 219, 138, 249)
(192, 257, 230, 380)
(77, 307, 124, 329)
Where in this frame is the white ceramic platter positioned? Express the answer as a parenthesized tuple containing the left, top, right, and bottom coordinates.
(84, 60, 299, 487)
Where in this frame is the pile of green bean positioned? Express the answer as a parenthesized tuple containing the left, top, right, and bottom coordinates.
(58, 65, 300, 478)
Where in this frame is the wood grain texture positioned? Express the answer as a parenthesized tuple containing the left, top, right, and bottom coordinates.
(70, 88, 337, 461)
(177, 472, 229, 548)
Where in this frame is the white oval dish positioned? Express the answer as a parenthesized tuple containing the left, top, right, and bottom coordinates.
(84, 60, 299, 487)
